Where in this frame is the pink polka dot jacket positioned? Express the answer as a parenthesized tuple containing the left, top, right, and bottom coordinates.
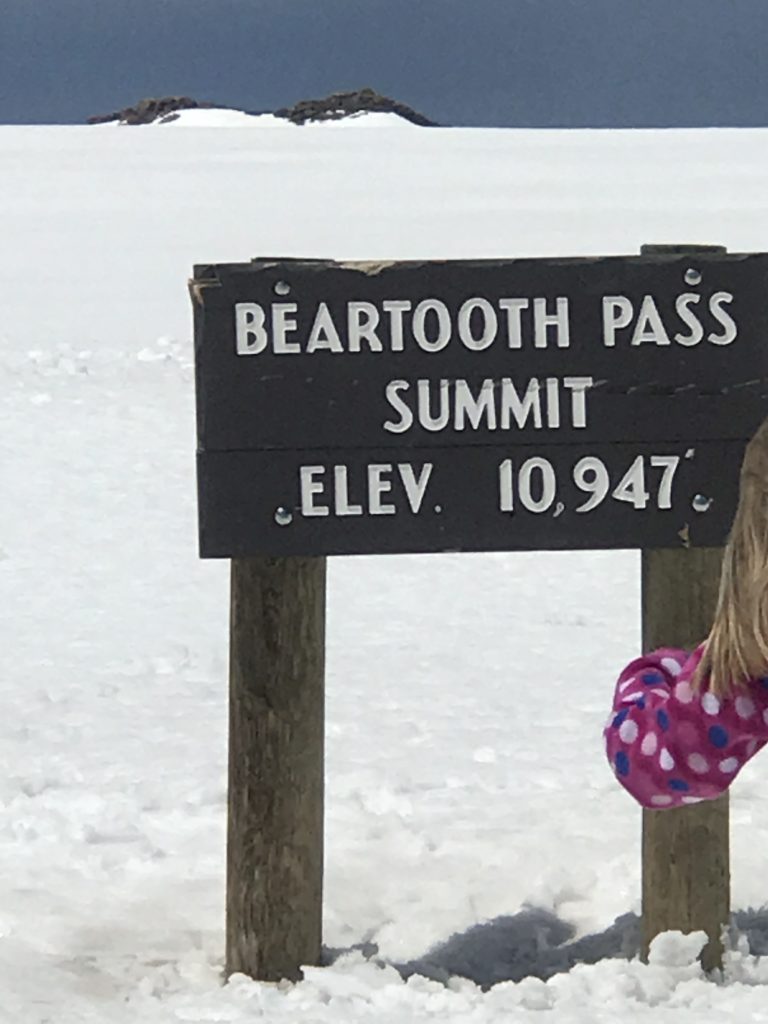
(605, 645, 768, 808)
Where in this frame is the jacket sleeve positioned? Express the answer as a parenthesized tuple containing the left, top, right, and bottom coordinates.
(604, 646, 768, 808)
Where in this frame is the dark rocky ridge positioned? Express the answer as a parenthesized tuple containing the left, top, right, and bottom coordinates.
(88, 88, 436, 126)
(273, 87, 437, 126)
(87, 96, 217, 125)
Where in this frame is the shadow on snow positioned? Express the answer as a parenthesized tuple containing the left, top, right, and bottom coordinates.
(323, 906, 768, 989)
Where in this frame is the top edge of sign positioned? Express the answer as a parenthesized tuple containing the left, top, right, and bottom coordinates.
(190, 249, 768, 283)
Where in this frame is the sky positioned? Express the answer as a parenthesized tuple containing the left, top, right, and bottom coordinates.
(3, 0, 768, 127)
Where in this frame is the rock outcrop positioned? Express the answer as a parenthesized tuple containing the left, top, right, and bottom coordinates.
(88, 96, 217, 126)
(273, 87, 436, 126)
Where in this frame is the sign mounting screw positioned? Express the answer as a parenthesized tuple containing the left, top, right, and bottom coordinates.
(274, 507, 294, 526)
(684, 268, 702, 286)
(692, 494, 712, 512)
(274, 281, 291, 296)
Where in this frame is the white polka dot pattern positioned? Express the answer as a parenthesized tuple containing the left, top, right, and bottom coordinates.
(659, 748, 675, 770)
(641, 733, 658, 756)
(674, 681, 694, 704)
(619, 720, 639, 744)
(701, 692, 720, 715)
(735, 696, 756, 719)
(605, 646, 768, 811)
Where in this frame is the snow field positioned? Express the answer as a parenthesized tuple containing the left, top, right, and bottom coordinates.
(2, 121, 768, 1019)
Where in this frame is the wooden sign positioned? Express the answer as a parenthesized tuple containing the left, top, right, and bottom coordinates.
(192, 252, 768, 557)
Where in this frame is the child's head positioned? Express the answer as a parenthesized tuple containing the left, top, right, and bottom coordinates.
(698, 416, 768, 695)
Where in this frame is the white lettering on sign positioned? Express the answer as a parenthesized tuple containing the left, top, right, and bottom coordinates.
(299, 466, 329, 517)
(498, 453, 681, 514)
(500, 377, 541, 429)
(455, 380, 497, 430)
(235, 303, 268, 354)
(601, 292, 737, 347)
(382, 376, 594, 435)
(708, 292, 739, 344)
(534, 297, 570, 349)
(499, 299, 528, 348)
(236, 289, 738, 355)
(273, 303, 299, 354)
(631, 295, 672, 346)
(298, 463, 434, 518)
(382, 300, 411, 351)
(298, 450, 687, 527)
(369, 465, 396, 514)
(675, 294, 704, 346)
(334, 465, 364, 516)
(413, 300, 452, 353)
(347, 302, 383, 353)
(399, 463, 433, 512)
(307, 303, 344, 353)
(235, 296, 576, 355)
(458, 298, 497, 351)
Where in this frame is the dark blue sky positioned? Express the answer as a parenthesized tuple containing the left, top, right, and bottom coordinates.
(4, 0, 768, 126)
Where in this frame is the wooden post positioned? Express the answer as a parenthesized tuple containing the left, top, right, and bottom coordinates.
(640, 243, 730, 972)
(641, 549, 729, 970)
(226, 555, 326, 981)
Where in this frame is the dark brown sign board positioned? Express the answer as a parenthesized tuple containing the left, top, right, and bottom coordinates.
(192, 252, 768, 557)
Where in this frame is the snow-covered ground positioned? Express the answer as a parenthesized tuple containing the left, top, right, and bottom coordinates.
(2, 119, 768, 1021)
(98, 107, 418, 128)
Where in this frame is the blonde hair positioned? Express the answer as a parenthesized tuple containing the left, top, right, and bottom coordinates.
(696, 416, 768, 696)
